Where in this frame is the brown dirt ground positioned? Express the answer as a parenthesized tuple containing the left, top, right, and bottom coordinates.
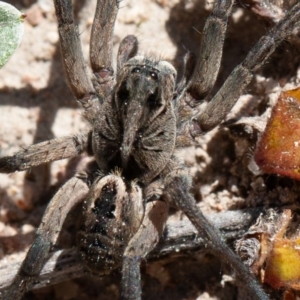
(1, 0, 300, 299)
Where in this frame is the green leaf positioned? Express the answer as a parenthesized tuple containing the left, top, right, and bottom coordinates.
(0, 1, 25, 68)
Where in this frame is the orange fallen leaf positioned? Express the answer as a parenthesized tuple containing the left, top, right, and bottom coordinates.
(255, 87, 300, 180)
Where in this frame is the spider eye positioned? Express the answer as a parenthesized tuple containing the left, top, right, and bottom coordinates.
(150, 72, 158, 80)
(132, 67, 141, 73)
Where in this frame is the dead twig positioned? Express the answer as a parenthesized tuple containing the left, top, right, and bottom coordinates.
(0, 207, 263, 292)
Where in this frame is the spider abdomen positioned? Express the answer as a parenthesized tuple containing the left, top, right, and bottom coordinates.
(77, 174, 144, 274)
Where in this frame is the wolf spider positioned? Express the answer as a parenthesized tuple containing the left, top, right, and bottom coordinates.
(1, 0, 300, 299)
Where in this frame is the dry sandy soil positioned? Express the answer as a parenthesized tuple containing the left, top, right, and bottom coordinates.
(1, 0, 300, 299)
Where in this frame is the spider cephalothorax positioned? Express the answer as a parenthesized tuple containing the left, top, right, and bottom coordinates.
(1, 0, 300, 299)
(93, 56, 177, 183)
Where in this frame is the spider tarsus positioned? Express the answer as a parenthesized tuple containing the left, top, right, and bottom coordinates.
(121, 256, 142, 300)
(117, 35, 139, 71)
